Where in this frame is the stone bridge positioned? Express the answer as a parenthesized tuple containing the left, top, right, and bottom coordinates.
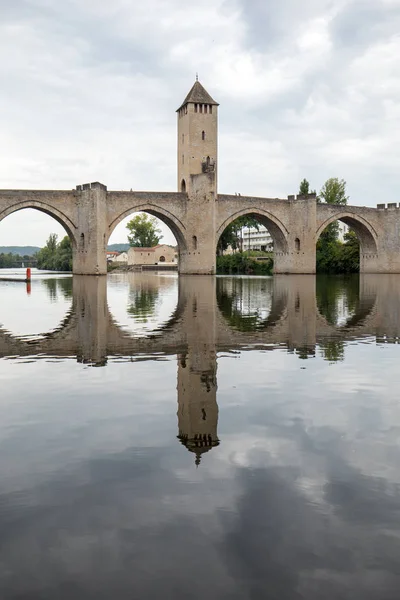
(2, 80, 400, 275)
(1, 274, 399, 365)
(1, 185, 399, 275)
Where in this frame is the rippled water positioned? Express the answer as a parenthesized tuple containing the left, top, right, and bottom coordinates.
(0, 271, 399, 599)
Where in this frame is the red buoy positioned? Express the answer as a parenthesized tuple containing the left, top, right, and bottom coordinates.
(26, 268, 31, 281)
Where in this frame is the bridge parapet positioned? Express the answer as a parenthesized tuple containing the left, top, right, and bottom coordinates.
(76, 182, 108, 192)
(377, 203, 399, 210)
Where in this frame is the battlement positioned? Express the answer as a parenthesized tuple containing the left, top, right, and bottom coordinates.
(288, 193, 317, 201)
(76, 182, 107, 192)
(377, 203, 399, 210)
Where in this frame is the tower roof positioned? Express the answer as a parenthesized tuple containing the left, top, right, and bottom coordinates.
(177, 80, 219, 111)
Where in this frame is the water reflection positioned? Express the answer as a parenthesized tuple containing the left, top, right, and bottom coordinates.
(1, 274, 400, 598)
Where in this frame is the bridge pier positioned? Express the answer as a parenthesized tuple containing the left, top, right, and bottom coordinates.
(179, 172, 217, 275)
(72, 182, 108, 276)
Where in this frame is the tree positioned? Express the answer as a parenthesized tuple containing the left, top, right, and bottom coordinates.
(126, 213, 163, 247)
(299, 178, 310, 195)
(319, 178, 348, 205)
(298, 178, 316, 196)
(36, 234, 72, 271)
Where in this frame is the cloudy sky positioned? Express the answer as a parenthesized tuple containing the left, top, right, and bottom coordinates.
(1, 0, 400, 246)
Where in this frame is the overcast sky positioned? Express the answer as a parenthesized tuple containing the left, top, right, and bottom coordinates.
(1, 0, 400, 247)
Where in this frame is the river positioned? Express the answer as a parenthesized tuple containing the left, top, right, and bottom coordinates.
(0, 271, 399, 599)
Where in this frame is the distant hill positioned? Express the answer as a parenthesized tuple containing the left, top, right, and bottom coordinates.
(107, 243, 130, 252)
(0, 246, 40, 256)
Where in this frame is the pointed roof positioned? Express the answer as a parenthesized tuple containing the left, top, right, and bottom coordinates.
(177, 81, 219, 111)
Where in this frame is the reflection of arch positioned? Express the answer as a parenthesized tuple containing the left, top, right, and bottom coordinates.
(108, 204, 188, 251)
(216, 207, 289, 254)
(216, 278, 287, 332)
(316, 212, 378, 254)
(181, 179, 186, 193)
(0, 201, 77, 246)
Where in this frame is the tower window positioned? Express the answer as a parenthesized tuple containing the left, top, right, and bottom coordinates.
(192, 235, 197, 250)
(209, 105, 212, 114)
(202, 131, 205, 140)
(181, 179, 186, 193)
(295, 237, 300, 252)
(204, 105, 208, 114)
(195, 104, 198, 113)
(182, 154, 184, 165)
(199, 104, 202, 113)
(182, 133, 184, 144)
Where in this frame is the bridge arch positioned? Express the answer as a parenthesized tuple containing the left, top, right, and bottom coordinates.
(108, 203, 188, 251)
(316, 212, 378, 255)
(216, 207, 289, 254)
(0, 201, 78, 247)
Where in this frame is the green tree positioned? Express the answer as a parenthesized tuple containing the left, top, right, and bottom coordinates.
(298, 178, 316, 196)
(36, 234, 72, 271)
(316, 178, 357, 273)
(319, 178, 348, 205)
(126, 213, 163, 247)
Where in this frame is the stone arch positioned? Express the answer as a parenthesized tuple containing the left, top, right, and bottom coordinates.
(216, 207, 289, 254)
(0, 200, 78, 247)
(108, 204, 188, 251)
(316, 212, 378, 255)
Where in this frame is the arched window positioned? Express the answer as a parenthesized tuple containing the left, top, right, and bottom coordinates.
(182, 154, 184, 165)
(206, 156, 210, 168)
(182, 133, 184, 144)
(159, 255, 166, 262)
(195, 104, 198, 113)
(204, 105, 208, 114)
(192, 235, 197, 250)
(209, 105, 212, 114)
(199, 104, 203, 113)
(295, 237, 300, 252)
(80, 233, 85, 251)
(202, 131, 205, 140)
(181, 179, 186, 193)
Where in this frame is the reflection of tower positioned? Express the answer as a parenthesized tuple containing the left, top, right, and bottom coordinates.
(176, 276, 219, 465)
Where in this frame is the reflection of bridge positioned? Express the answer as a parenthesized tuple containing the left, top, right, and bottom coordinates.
(1, 274, 400, 464)
(1, 80, 400, 275)
(1, 274, 400, 363)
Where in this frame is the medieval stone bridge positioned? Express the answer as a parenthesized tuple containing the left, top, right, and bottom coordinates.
(0, 274, 399, 365)
(0, 185, 399, 275)
(1, 80, 400, 275)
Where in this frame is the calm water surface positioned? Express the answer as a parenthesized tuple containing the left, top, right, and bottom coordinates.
(0, 271, 400, 599)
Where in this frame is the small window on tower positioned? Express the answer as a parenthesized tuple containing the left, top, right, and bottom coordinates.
(194, 104, 198, 113)
(202, 131, 205, 140)
(182, 134, 184, 144)
(204, 105, 208, 114)
(209, 105, 212, 114)
(182, 154, 184, 165)
(199, 104, 203, 113)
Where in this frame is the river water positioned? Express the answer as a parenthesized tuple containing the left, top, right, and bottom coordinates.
(0, 271, 399, 599)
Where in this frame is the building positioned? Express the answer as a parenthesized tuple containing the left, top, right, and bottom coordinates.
(127, 244, 176, 266)
(241, 225, 273, 252)
(106, 251, 119, 262)
(177, 77, 219, 195)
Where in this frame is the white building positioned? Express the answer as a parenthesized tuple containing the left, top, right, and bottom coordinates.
(241, 225, 273, 252)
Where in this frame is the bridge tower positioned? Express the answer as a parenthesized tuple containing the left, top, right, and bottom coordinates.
(177, 78, 219, 195)
(177, 80, 219, 273)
